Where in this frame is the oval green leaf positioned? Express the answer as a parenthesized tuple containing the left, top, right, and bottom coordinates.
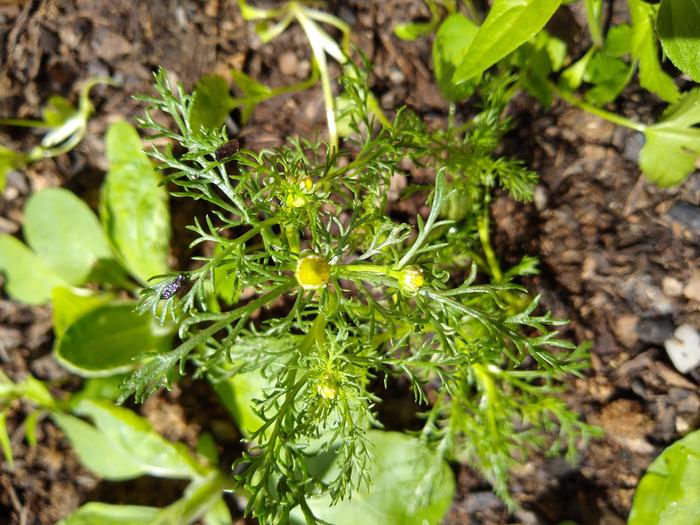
(103, 121, 170, 284)
(51, 286, 115, 337)
(212, 336, 302, 439)
(53, 399, 203, 481)
(52, 412, 152, 480)
(640, 88, 700, 187)
(54, 302, 174, 376)
(57, 503, 161, 525)
(292, 431, 455, 525)
(213, 369, 269, 438)
(433, 13, 479, 102)
(628, 429, 700, 525)
(629, 0, 679, 103)
(190, 74, 235, 136)
(23, 188, 112, 285)
(0, 233, 66, 304)
(452, 0, 562, 84)
(657, 0, 700, 82)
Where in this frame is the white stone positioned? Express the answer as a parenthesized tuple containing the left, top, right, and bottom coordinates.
(665, 324, 700, 374)
(662, 276, 683, 297)
(684, 274, 700, 303)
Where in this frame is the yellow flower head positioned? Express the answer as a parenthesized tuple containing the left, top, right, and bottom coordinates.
(397, 266, 425, 295)
(296, 254, 331, 289)
(316, 381, 338, 400)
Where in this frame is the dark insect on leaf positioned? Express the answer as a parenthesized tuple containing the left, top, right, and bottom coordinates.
(216, 138, 241, 176)
(215, 138, 240, 160)
(160, 274, 186, 299)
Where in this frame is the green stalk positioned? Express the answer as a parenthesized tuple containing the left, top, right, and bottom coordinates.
(477, 195, 502, 283)
(0, 118, 47, 127)
(294, 7, 339, 151)
(471, 363, 498, 436)
(584, 0, 604, 49)
(231, 64, 320, 109)
(171, 280, 293, 365)
(553, 84, 647, 132)
(339, 263, 389, 275)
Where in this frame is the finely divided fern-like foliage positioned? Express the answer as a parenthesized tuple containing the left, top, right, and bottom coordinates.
(123, 62, 599, 522)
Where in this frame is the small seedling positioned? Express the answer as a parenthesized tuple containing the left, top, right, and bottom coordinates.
(404, 0, 700, 186)
(0, 78, 116, 191)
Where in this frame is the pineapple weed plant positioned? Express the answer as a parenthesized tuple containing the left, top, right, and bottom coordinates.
(1, 1, 700, 524)
(133, 62, 596, 521)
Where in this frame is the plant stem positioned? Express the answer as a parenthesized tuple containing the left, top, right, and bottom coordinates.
(339, 263, 388, 275)
(231, 64, 320, 109)
(477, 195, 502, 283)
(294, 7, 339, 151)
(179, 279, 294, 354)
(553, 84, 647, 132)
(471, 363, 498, 435)
(0, 118, 47, 127)
(584, 0, 604, 49)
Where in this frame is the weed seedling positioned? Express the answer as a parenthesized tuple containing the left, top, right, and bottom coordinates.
(125, 62, 598, 522)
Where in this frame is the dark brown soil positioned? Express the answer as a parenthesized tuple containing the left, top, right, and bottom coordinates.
(1, 1, 699, 525)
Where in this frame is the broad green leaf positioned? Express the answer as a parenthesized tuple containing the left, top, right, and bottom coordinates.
(103, 121, 170, 284)
(583, 51, 633, 105)
(23, 188, 112, 285)
(70, 375, 128, 405)
(156, 473, 230, 525)
(57, 503, 161, 525)
(629, 0, 680, 103)
(54, 399, 204, 480)
(565, 26, 635, 105)
(0, 371, 55, 408)
(628, 429, 700, 525)
(0, 233, 66, 305)
(519, 49, 554, 105)
(452, 0, 562, 84)
(203, 497, 233, 525)
(0, 411, 13, 468)
(196, 432, 219, 466)
(230, 69, 272, 124)
(86, 257, 135, 289)
(657, 0, 700, 82)
(213, 369, 269, 437)
(559, 48, 594, 91)
(515, 31, 566, 106)
(213, 337, 301, 438)
(546, 34, 567, 71)
(54, 302, 174, 376)
(639, 88, 700, 186)
(604, 24, 632, 58)
(52, 411, 151, 480)
(189, 75, 235, 135)
(51, 286, 115, 337)
(213, 244, 240, 305)
(291, 431, 455, 525)
(432, 13, 479, 101)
